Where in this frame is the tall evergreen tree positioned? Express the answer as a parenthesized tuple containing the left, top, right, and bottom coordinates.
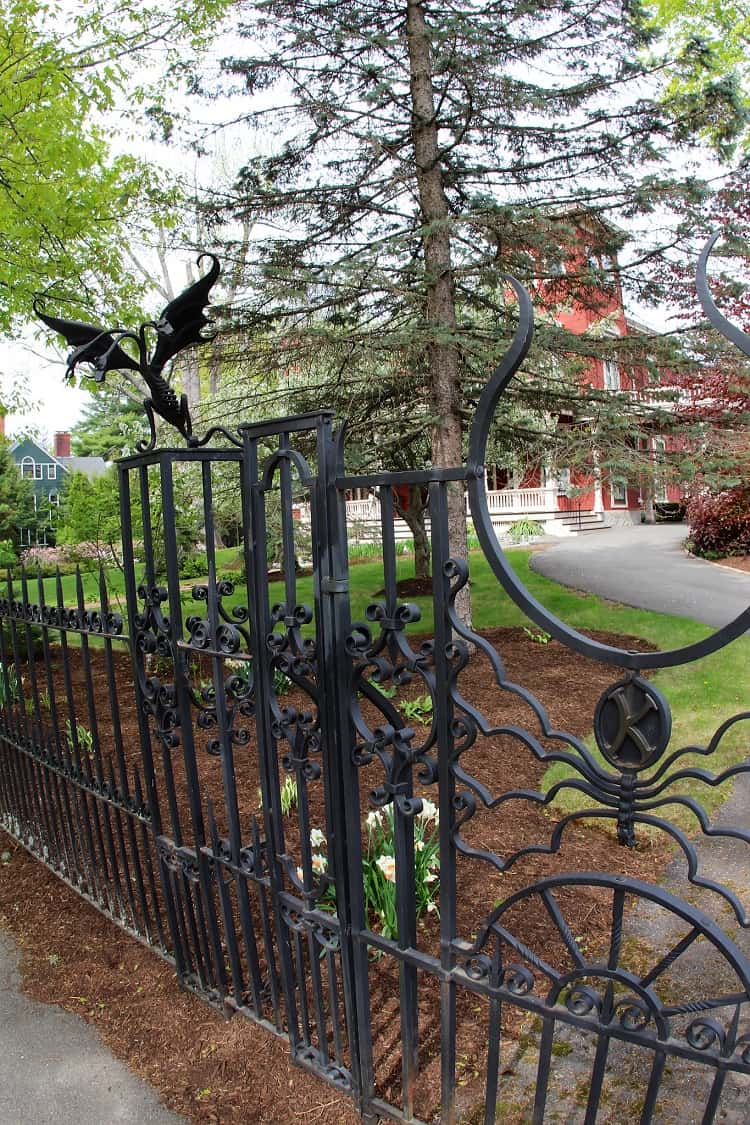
(71, 389, 149, 461)
(0, 442, 35, 551)
(210, 0, 738, 619)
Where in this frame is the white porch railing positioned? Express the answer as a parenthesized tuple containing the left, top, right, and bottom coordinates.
(343, 487, 559, 525)
(481, 487, 558, 513)
(345, 498, 379, 521)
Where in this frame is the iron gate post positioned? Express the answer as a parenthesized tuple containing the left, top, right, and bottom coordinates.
(312, 418, 376, 1116)
(239, 428, 302, 1051)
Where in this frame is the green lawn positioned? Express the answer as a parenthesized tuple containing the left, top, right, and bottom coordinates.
(19, 544, 749, 824)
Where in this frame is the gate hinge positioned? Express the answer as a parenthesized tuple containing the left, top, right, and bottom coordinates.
(321, 578, 349, 595)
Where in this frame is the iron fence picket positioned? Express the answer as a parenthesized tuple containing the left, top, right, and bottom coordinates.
(429, 480, 459, 1124)
(118, 462, 187, 975)
(35, 571, 82, 885)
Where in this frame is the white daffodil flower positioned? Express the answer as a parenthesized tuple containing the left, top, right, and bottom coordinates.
(418, 799, 437, 822)
(376, 854, 397, 883)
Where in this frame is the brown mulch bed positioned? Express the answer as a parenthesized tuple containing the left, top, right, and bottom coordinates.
(715, 554, 750, 574)
(0, 625, 671, 1122)
(0, 839, 360, 1125)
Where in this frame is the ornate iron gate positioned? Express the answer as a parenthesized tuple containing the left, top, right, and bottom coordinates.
(1, 246, 748, 1122)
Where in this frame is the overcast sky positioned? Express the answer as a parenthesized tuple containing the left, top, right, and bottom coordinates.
(2, 336, 85, 444)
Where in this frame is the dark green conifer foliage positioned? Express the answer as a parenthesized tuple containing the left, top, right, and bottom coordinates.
(209, 1, 738, 613)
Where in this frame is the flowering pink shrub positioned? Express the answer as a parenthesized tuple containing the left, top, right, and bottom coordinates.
(686, 485, 750, 557)
(65, 540, 122, 566)
(20, 545, 68, 568)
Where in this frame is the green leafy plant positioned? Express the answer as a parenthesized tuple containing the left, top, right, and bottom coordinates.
(507, 518, 544, 543)
(273, 667, 292, 696)
(522, 626, 551, 645)
(348, 538, 414, 563)
(0, 675, 18, 710)
(0, 539, 17, 567)
(367, 678, 396, 700)
(257, 774, 298, 817)
(401, 693, 433, 723)
(309, 800, 440, 942)
(145, 653, 174, 679)
(179, 552, 209, 580)
(65, 719, 94, 758)
(280, 775, 298, 817)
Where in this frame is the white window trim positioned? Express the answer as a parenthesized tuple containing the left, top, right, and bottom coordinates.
(652, 438, 668, 502)
(603, 359, 620, 392)
(610, 478, 629, 508)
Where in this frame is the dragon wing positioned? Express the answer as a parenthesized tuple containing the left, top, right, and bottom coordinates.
(149, 254, 221, 374)
(35, 302, 141, 379)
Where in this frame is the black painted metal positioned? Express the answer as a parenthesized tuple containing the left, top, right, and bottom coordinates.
(1, 236, 747, 1120)
(35, 255, 221, 449)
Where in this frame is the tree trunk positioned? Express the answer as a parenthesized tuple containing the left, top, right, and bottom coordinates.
(406, 0, 470, 625)
(179, 349, 201, 408)
(208, 342, 221, 397)
(396, 485, 431, 579)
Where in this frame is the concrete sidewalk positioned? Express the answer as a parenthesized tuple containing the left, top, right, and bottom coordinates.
(0, 931, 184, 1124)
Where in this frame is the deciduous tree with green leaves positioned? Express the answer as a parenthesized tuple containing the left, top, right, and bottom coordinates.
(650, 0, 750, 151)
(1, 0, 231, 333)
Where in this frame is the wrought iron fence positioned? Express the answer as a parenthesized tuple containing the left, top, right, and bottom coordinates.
(1, 245, 748, 1122)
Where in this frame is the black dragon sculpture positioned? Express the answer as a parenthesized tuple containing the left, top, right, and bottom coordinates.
(35, 254, 221, 451)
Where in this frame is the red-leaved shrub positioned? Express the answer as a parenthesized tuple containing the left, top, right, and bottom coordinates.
(687, 485, 750, 557)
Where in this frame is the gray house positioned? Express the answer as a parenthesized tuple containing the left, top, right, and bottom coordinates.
(9, 432, 107, 545)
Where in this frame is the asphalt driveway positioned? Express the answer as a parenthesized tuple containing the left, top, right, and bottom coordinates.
(530, 523, 750, 628)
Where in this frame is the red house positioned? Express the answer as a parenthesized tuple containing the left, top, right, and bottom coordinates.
(479, 217, 684, 537)
(344, 216, 684, 540)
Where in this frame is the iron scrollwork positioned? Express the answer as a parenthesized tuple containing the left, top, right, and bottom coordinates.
(346, 599, 439, 814)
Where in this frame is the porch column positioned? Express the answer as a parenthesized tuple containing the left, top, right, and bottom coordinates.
(591, 439, 604, 514)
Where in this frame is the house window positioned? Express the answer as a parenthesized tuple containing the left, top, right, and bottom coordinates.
(47, 463, 57, 480)
(20, 456, 35, 478)
(556, 468, 571, 497)
(653, 438, 668, 502)
(603, 360, 620, 391)
(611, 478, 628, 507)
